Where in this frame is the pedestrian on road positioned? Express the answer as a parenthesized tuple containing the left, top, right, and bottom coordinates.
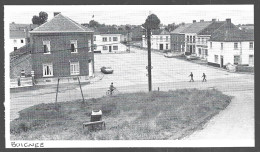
(202, 73, 207, 82)
(189, 72, 194, 82)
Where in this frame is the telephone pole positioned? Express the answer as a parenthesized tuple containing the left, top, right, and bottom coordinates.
(147, 28, 152, 91)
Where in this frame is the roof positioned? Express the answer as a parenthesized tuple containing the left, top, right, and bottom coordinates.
(209, 22, 254, 42)
(30, 13, 93, 33)
(10, 44, 32, 56)
(171, 23, 192, 34)
(181, 21, 212, 34)
(10, 23, 39, 39)
(10, 30, 26, 39)
(198, 21, 225, 35)
(152, 29, 170, 35)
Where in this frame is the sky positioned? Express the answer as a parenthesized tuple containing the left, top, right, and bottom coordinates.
(5, 5, 254, 25)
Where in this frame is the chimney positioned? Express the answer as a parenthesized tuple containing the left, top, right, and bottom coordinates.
(200, 19, 204, 22)
(54, 12, 61, 17)
(212, 19, 216, 22)
(226, 18, 231, 24)
(193, 20, 196, 23)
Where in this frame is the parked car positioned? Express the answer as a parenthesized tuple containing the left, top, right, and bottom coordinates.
(101, 66, 114, 74)
(164, 52, 175, 58)
(186, 54, 200, 60)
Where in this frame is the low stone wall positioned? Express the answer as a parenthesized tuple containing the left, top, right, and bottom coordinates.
(34, 76, 90, 85)
(236, 65, 254, 73)
(10, 77, 33, 88)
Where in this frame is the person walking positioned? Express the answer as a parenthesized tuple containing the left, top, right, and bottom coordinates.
(202, 73, 207, 82)
(189, 72, 194, 82)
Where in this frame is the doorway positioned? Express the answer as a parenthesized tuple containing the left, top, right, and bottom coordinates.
(109, 46, 112, 52)
(159, 44, 163, 50)
(220, 55, 224, 67)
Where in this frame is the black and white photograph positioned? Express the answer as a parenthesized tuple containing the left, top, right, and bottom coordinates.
(4, 5, 254, 148)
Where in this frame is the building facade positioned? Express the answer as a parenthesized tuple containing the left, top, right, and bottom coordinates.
(10, 13, 95, 81)
(170, 23, 191, 52)
(142, 29, 171, 51)
(207, 19, 254, 67)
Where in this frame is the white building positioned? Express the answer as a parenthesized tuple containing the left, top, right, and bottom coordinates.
(142, 29, 171, 51)
(9, 23, 38, 54)
(207, 20, 254, 67)
(91, 27, 127, 53)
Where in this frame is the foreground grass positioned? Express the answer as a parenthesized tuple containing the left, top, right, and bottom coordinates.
(10, 89, 232, 140)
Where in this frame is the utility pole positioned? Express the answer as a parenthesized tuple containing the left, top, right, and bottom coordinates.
(147, 28, 152, 91)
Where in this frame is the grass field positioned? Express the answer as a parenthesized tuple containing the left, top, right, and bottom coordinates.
(10, 89, 232, 140)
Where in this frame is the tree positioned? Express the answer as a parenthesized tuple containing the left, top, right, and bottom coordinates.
(32, 11, 48, 25)
(143, 14, 160, 92)
(142, 14, 161, 30)
(89, 20, 100, 28)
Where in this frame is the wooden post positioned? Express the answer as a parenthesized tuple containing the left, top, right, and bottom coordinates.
(147, 28, 152, 92)
(77, 77, 85, 103)
(55, 78, 60, 110)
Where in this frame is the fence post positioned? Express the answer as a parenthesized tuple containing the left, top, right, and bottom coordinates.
(78, 77, 85, 104)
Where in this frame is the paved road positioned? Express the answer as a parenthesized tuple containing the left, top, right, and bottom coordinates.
(9, 47, 254, 145)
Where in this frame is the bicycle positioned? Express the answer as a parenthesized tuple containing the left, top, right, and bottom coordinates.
(106, 88, 119, 96)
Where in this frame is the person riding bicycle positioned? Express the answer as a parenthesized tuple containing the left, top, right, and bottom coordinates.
(109, 82, 116, 95)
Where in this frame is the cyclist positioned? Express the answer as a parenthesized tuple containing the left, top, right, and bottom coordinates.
(109, 82, 116, 95)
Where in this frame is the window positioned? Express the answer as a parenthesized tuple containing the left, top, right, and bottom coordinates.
(249, 42, 253, 49)
(113, 37, 118, 41)
(199, 48, 201, 55)
(21, 39, 24, 43)
(190, 36, 192, 42)
(160, 36, 163, 40)
(70, 62, 80, 75)
(205, 49, 208, 56)
(103, 46, 108, 50)
(221, 43, 223, 50)
(102, 37, 107, 42)
(43, 41, 50, 54)
(234, 43, 238, 49)
(70, 40, 78, 53)
(166, 36, 168, 41)
(198, 38, 200, 42)
(234, 55, 240, 65)
(187, 36, 189, 42)
(249, 55, 254, 66)
(193, 36, 195, 43)
(214, 55, 218, 63)
(93, 36, 96, 41)
(166, 44, 169, 50)
(210, 42, 212, 48)
(14, 47, 17, 51)
(113, 46, 118, 50)
(109, 37, 111, 41)
(43, 63, 53, 77)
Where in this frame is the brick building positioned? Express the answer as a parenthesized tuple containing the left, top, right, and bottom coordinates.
(170, 23, 191, 52)
(10, 13, 95, 83)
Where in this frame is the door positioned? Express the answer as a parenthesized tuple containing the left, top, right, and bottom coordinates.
(109, 46, 112, 52)
(190, 45, 192, 54)
(159, 44, 163, 50)
(249, 55, 254, 66)
(220, 56, 224, 67)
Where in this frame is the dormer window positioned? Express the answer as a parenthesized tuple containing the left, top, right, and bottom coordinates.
(70, 40, 78, 53)
(43, 40, 50, 54)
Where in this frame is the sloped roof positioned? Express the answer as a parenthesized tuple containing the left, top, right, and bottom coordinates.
(30, 13, 93, 33)
(10, 44, 32, 56)
(198, 21, 225, 35)
(152, 29, 170, 35)
(171, 23, 192, 34)
(181, 21, 212, 34)
(10, 30, 26, 39)
(210, 22, 254, 42)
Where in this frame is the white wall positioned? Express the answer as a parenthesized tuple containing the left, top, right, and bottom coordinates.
(93, 34, 126, 53)
(142, 34, 170, 50)
(208, 41, 254, 66)
(9, 38, 26, 54)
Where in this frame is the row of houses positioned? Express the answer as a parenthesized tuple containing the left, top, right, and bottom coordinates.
(142, 18, 254, 67)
